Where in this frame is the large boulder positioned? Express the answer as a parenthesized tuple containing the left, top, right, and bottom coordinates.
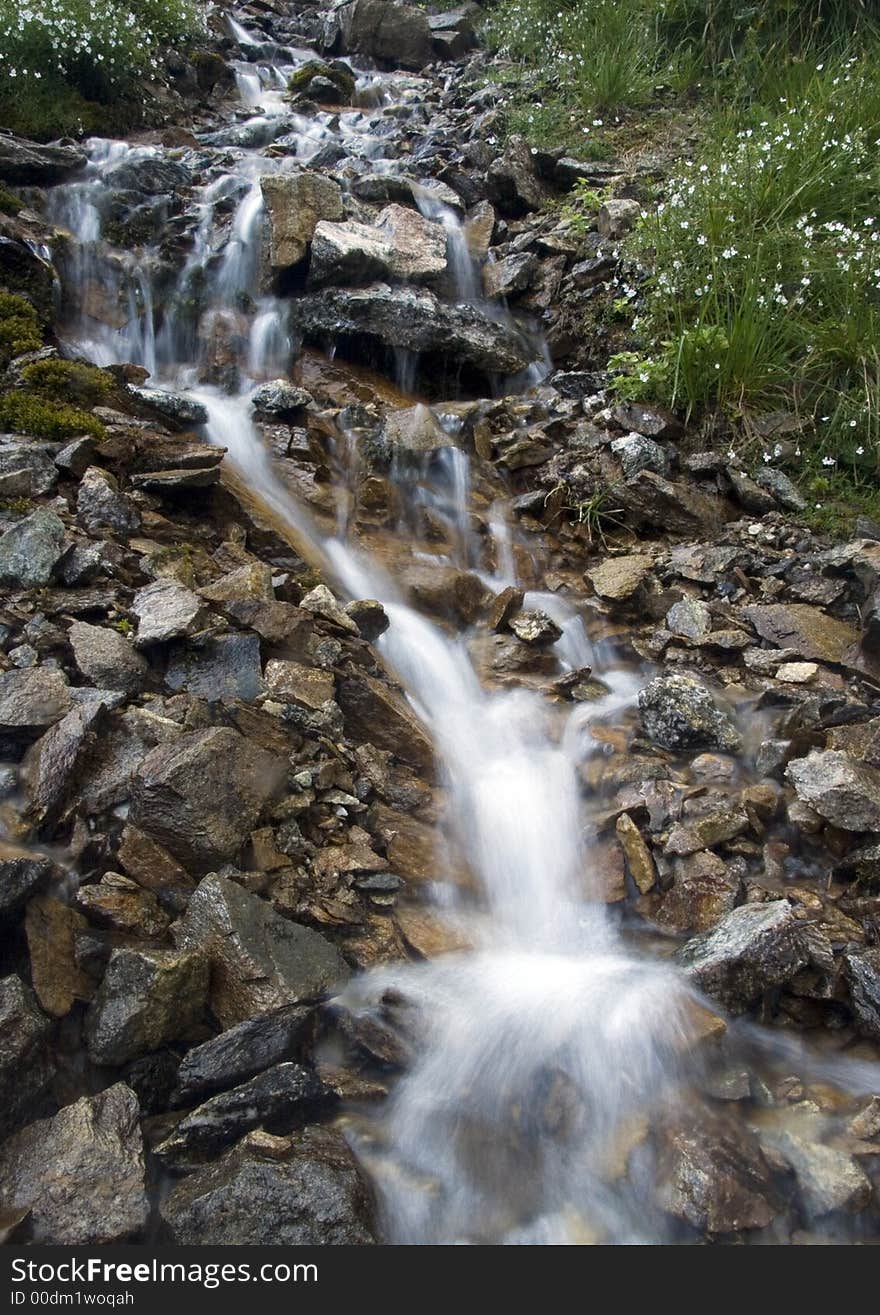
(639, 673, 741, 754)
(260, 172, 344, 269)
(675, 900, 808, 1012)
(786, 751, 880, 832)
(86, 946, 210, 1067)
(160, 1124, 375, 1243)
(742, 603, 861, 667)
(0, 134, 86, 184)
(130, 727, 285, 873)
(329, 0, 435, 70)
(0, 1084, 148, 1244)
(291, 283, 535, 375)
(0, 975, 54, 1140)
(309, 205, 446, 289)
(486, 136, 550, 216)
(174, 875, 350, 1027)
(0, 508, 66, 588)
(656, 1105, 780, 1233)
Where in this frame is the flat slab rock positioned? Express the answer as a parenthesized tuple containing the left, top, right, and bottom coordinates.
(741, 603, 861, 667)
(675, 899, 808, 1011)
(786, 750, 880, 832)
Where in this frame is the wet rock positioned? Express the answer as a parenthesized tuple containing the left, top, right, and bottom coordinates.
(639, 673, 741, 754)
(610, 431, 670, 479)
(86, 946, 208, 1068)
(0, 134, 86, 184)
(786, 751, 880, 832)
(76, 466, 140, 534)
(165, 632, 264, 702)
(615, 813, 656, 893)
(486, 135, 549, 215)
(260, 172, 344, 268)
(666, 598, 712, 642)
(344, 598, 389, 641)
(0, 1084, 147, 1244)
(116, 824, 195, 914)
(127, 385, 207, 429)
(775, 1131, 872, 1217)
(842, 948, 880, 1041)
(132, 578, 209, 647)
(587, 554, 652, 602)
(286, 57, 356, 104)
(331, 0, 433, 69)
(23, 700, 105, 827)
(405, 563, 488, 625)
(0, 976, 53, 1139)
(488, 585, 525, 632)
(597, 198, 641, 239)
(656, 1106, 780, 1233)
(509, 609, 562, 646)
(0, 841, 60, 916)
(0, 667, 71, 737)
(130, 727, 285, 873)
(175, 874, 349, 1027)
(106, 157, 191, 196)
(482, 252, 538, 300)
(175, 1005, 315, 1104)
(742, 604, 859, 666)
(264, 659, 335, 709)
(665, 809, 749, 857)
(251, 381, 312, 418)
(0, 508, 66, 587)
(656, 852, 741, 933)
(76, 873, 169, 938)
(160, 1124, 375, 1243)
(291, 283, 535, 375)
(25, 896, 92, 1018)
(676, 900, 808, 1011)
(68, 620, 147, 695)
(337, 669, 434, 771)
(310, 205, 446, 289)
(156, 1062, 334, 1161)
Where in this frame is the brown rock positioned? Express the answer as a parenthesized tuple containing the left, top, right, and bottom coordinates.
(264, 659, 335, 709)
(337, 670, 433, 771)
(587, 554, 652, 602)
(615, 813, 656, 893)
(25, 896, 93, 1018)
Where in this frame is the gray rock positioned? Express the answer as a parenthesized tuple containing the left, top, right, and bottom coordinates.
(755, 467, 806, 512)
(676, 900, 808, 1011)
(127, 385, 207, 429)
(0, 841, 60, 916)
(132, 578, 208, 648)
(508, 609, 562, 646)
(55, 436, 96, 477)
(0, 1084, 148, 1243)
(130, 727, 285, 873)
(251, 381, 312, 417)
(610, 431, 670, 479)
(260, 171, 344, 268)
(842, 947, 880, 1041)
(86, 946, 209, 1067)
(344, 598, 389, 641)
(666, 597, 713, 641)
(611, 402, 683, 439)
(727, 467, 777, 514)
(76, 466, 140, 535)
(786, 751, 880, 831)
(0, 666, 71, 737)
(775, 1131, 872, 1217)
(597, 198, 641, 239)
(160, 1124, 375, 1243)
(106, 157, 191, 196)
(156, 1062, 334, 1161)
(175, 1006, 315, 1103)
(68, 620, 148, 695)
(639, 673, 741, 753)
(331, 0, 435, 70)
(0, 508, 66, 587)
(175, 874, 349, 1027)
(0, 442, 58, 497)
(0, 134, 86, 184)
(164, 632, 263, 702)
(309, 204, 446, 289)
(482, 252, 538, 300)
(0, 975, 53, 1140)
(486, 135, 549, 215)
(741, 603, 859, 667)
(291, 283, 535, 375)
(23, 700, 105, 827)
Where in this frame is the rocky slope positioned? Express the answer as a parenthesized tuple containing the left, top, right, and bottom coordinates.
(0, 0, 878, 1245)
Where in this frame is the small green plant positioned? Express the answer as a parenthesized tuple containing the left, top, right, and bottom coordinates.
(21, 358, 114, 408)
(0, 291, 43, 365)
(0, 392, 105, 441)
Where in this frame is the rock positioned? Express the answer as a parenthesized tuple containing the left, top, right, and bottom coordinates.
(68, 620, 147, 695)
(0, 442, 59, 498)
(598, 198, 642, 239)
(676, 900, 808, 1011)
(160, 1124, 375, 1243)
(664, 809, 749, 856)
(0, 508, 66, 587)
(405, 563, 488, 625)
(776, 661, 817, 683)
(486, 136, 549, 215)
(116, 824, 194, 914)
(482, 252, 538, 300)
(842, 948, 880, 1041)
(260, 172, 344, 268)
(344, 598, 389, 641)
(132, 578, 208, 647)
(300, 583, 360, 633)
(0, 134, 86, 184)
(742, 604, 860, 667)
(24, 896, 92, 1018)
(130, 727, 285, 873)
(639, 673, 741, 754)
(76, 466, 140, 534)
(76, 873, 169, 938)
(615, 813, 656, 893)
(463, 200, 496, 259)
(251, 381, 312, 418)
(175, 1005, 315, 1103)
(656, 1106, 779, 1233)
(0, 841, 59, 916)
(127, 385, 208, 429)
(0, 1084, 147, 1244)
(86, 946, 208, 1067)
(165, 632, 264, 702)
(264, 659, 335, 709)
(754, 467, 806, 512)
(727, 467, 776, 514)
(23, 700, 105, 827)
(0, 667, 71, 737)
(508, 609, 562, 646)
(199, 561, 275, 604)
(106, 157, 191, 195)
(309, 205, 446, 288)
(337, 669, 434, 771)
(175, 875, 349, 1027)
(775, 1132, 872, 1217)
(291, 284, 535, 375)
(786, 751, 880, 831)
(611, 432, 670, 479)
(666, 598, 712, 641)
(489, 585, 525, 632)
(656, 852, 741, 932)
(332, 0, 434, 70)
(286, 58, 356, 104)
(611, 403, 683, 440)
(156, 1062, 334, 1161)
(618, 472, 721, 536)
(131, 466, 219, 493)
(587, 554, 652, 602)
(0, 976, 53, 1139)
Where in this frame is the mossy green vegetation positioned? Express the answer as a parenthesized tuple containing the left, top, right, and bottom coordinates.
(20, 358, 114, 409)
(0, 391, 106, 441)
(0, 292, 43, 366)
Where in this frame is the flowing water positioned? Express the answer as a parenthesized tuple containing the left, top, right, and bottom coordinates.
(43, 10, 880, 1243)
